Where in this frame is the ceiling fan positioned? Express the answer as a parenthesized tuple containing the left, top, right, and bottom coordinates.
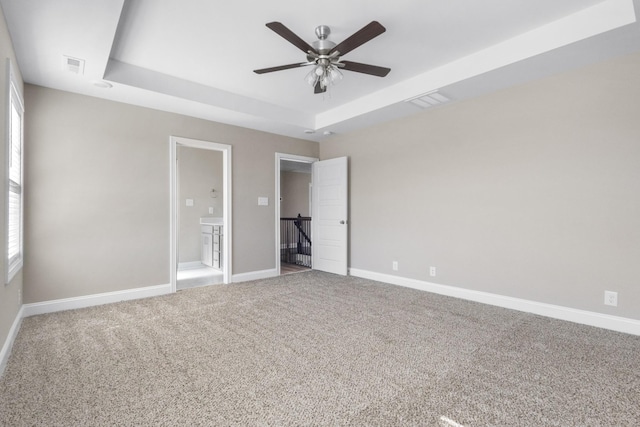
(254, 21, 391, 94)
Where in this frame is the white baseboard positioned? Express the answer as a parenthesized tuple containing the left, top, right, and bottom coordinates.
(22, 283, 173, 317)
(0, 305, 24, 377)
(232, 268, 278, 283)
(178, 261, 204, 271)
(349, 268, 640, 336)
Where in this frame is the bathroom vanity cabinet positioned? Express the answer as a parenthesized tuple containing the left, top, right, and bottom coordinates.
(201, 224, 223, 270)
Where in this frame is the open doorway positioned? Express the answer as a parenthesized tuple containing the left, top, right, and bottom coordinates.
(171, 137, 232, 292)
(275, 153, 318, 276)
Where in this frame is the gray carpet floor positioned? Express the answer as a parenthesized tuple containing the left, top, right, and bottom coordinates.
(1, 271, 639, 426)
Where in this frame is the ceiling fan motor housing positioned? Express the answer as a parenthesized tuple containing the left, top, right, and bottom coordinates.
(315, 25, 330, 39)
(312, 25, 336, 55)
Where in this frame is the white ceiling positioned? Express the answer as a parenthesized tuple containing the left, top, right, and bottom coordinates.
(2, 0, 640, 141)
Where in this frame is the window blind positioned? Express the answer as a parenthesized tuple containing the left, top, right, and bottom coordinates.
(7, 71, 23, 282)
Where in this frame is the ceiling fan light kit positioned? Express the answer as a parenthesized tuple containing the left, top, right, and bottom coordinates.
(304, 62, 343, 92)
(254, 21, 391, 94)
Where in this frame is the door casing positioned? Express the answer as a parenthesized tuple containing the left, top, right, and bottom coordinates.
(170, 136, 232, 291)
(275, 153, 318, 275)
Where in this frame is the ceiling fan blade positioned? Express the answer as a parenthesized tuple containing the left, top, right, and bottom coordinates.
(266, 22, 318, 54)
(314, 81, 326, 94)
(254, 62, 313, 74)
(329, 21, 386, 56)
(340, 61, 391, 77)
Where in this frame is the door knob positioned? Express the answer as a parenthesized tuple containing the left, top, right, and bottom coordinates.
(340, 220, 345, 224)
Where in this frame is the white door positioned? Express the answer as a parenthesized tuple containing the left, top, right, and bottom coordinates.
(312, 157, 348, 275)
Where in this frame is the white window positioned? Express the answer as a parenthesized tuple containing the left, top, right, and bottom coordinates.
(6, 61, 23, 283)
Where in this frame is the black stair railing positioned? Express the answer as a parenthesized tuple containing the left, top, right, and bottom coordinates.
(294, 215, 311, 254)
(280, 214, 312, 267)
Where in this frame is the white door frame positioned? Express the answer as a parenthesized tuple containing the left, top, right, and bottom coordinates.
(170, 136, 233, 292)
(275, 153, 318, 275)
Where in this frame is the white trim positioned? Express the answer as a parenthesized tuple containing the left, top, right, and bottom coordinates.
(170, 138, 177, 292)
(0, 305, 23, 377)
(349, 268, 640, 336)
(178, 261, 205, 271)
(22, 283, 172, 317)
(275, 153, 318, 276)
(170, 136, 232, 291)
(232, 268, 278, 283)
(308, 182, 312, 220)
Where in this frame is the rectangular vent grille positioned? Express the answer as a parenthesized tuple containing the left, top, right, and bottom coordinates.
(406, 91, 450, 109)
(62, 55, 85, 75)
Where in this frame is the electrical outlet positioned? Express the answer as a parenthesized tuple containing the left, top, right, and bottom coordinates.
(392, 261, 398, 271)
(604, 291, 618, 307)
(430, 266, 436, 277)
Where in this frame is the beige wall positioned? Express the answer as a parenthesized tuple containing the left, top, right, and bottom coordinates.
(178, 146, 223, 263)
(280, 171, 311, 218)
(320, 52, 640, 320)
(0, 7, 23, 357)
(23, 85, 318, 303)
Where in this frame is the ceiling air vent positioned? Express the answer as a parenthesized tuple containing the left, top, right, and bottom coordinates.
(62, 55, 85, 75)
(406, 91, 450, 109)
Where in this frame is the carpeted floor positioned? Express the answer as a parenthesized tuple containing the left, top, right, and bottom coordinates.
(1, 271, 639, 426)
